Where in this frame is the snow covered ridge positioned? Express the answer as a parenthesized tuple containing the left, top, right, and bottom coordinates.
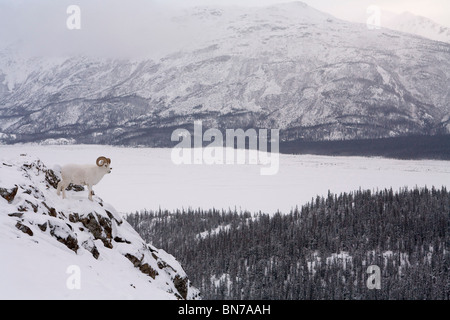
(382, 11, 450, 44)
(0, 155, 200, 300)
(2, 3, 450, 145)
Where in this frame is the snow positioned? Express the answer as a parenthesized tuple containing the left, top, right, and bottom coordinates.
(376, 65, 391, 85)
(326, 252, 352, 269)
(196, 224, 231, 240)
(1, 145, 445, 299)
(382, 11, 450, 44)
(1, 144, 449, 215)
(210, 273, 232, 292)
(305, 250, 415, 278)
(0, 228, 174, 300)
(0, 154, 200, 300)
(1, 3, 449, 143)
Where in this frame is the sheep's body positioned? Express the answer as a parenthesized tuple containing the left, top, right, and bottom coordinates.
(57, 157, 112, 201)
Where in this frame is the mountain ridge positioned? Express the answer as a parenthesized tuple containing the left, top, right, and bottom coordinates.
(1, 3, 450, 146)
(382, 10, 450, 44)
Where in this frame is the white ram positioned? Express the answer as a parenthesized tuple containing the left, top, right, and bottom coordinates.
(57, 156, 112, 201)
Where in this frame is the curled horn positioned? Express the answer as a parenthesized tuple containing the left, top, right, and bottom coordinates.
(96, 156, 108, 167)
(106, 158, 111, 164)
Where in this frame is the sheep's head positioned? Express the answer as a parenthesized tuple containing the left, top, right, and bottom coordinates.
(96, 156, 112, 174)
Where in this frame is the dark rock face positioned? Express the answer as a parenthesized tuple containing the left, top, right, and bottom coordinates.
(124, 253, 159, 279)
(38, 222, 47, 232)
(139, 263, 158, 279)
(42, 202, 57, 217)
(125, 253, 141, 267)
(44, 169, 60, 189)
(113, 236, 131, 244)
(0, 186, 18, 203)
(124, 251, 191, 299)
(8, 213, 24, 218)
(15, 221, 33, 236)
(67, 184, 85, 192)
(78, 213, 113, 249)
(173, 275, 189, 300)
(44, 167, 84, 192)
(48, 221, 79, 253)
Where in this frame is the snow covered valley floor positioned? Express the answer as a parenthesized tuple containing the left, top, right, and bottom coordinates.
(1, 144, 449, 215)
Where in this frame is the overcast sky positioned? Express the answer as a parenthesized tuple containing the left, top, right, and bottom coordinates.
(0, 0, 448, 58)
(157, 0, 450, 26)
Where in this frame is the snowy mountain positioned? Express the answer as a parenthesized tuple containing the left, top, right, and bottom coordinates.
(1, 2, 450, 145)
(382, 11, 450, 44)
(0, 155, 200, 299)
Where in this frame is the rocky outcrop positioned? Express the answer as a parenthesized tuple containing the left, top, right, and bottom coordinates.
(0, 186, 18, 203)
(15, 221, 33, 236)
(125, 253, 159, 279)
(0, 156, 200, 300)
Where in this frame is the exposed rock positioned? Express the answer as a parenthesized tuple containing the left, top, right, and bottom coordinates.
(91, 246, 100, 259)
(0, 186, 18, 203)
(139, 263, 158, 279)
(1, 157, 200, 299)
(114, 236, 131, 244)
(42, 202, 57, 217)
(79, 213, 113, 249)
(68, 213, 80, 223)
(44, 169, 60, 189)
(125, 253, 141, 268)
(38, 222, 47, 232)
(124, 253, 159, 280)
(25, 200, 38, 213)
(8, 213, 24, 218)
(44, 167, 84, 192)
(125, 247, 192, 299)
(67, 184, 85, 192)
(173, 275, 189, 300)
(81, 239, 100, 259)
(105, 210, 122, 225)
(96, 213, 112, 240)
(15, 221, 33, 236)
(49, 222, 79, 253)
(58, 235, 78, 253)
(79, 213, 100, 236)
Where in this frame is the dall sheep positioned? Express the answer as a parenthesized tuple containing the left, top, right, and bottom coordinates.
(57, 156, 112, 201)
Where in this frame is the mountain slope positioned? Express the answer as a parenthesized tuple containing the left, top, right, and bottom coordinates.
(383, 11, 450, 44)
(1, 2, 450, 145)
(0, 155, 200, 299)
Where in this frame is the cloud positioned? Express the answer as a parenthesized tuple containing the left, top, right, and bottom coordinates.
(0, 0, 192, 58)
(299, 0, 450, 27)
(0, 0, 448, 59)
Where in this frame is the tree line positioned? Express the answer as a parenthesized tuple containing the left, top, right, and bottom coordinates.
(126, 187, 449, 300)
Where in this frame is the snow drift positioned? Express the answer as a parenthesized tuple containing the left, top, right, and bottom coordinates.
(0, 154, 200, 300)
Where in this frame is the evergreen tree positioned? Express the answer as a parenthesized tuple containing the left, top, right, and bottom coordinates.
(126, 187, 450, 300)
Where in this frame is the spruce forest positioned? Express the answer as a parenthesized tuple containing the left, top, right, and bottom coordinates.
(126, 187, 450, 300)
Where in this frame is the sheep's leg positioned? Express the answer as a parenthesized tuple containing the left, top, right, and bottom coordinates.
(88, 185, 93, 201)
(57, 181, 62, 196)
(57, 181, 67, 199)
(62, 184, 67, 199)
